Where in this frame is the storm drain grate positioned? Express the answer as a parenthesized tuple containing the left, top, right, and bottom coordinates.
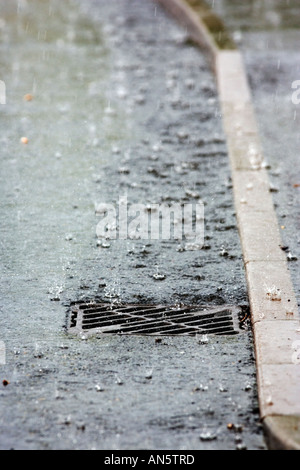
(68, 303, 245, 337)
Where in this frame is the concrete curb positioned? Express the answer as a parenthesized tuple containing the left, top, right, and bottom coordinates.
(155, 0, 300, 450)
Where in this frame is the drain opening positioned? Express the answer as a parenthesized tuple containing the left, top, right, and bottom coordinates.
(68, 303, 246, 337)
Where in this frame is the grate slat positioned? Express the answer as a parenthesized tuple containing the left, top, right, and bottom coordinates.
(68, 302, 245, 337)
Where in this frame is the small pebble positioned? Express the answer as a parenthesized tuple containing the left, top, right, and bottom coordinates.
(24, 93, 33, 101)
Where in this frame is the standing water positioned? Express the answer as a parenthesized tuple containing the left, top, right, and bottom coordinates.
(0, 0, 266, 450)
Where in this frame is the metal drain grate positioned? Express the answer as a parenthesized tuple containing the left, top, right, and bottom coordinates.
(68, 303, 244, 337)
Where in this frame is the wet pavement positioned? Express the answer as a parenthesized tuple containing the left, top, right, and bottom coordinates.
(213, 0, 300, 307)
(0, 0, 275, 450)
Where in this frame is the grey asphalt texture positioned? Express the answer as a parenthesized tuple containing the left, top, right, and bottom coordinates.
(0, 0, 269, 450)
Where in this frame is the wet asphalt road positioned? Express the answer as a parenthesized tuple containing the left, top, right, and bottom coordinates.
(0, 0, 275, 450)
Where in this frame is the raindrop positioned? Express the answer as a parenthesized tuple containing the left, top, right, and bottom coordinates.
(269, 183, 279, 193)
(116, 86, 127, 99)
(248, 144, 262, 170)
(104, 105, 116, 116)
(134, 94, 146, 105)
(177, 129, 189, 140)
(219, 245, 229, 257)
(118, 166, 130, 174)
(153, 272, 166, 281)
(184, 243, 203, 251)
(184, 78, 195, 89)
(287, 252, 298, 261)
(233, 423, 243, 433)
(261, 160, 271, 169)
(266, 286, 281, 301)
(115, 376, 124, 386)
(233, 30, 242, 44)
(97, 241, 111, 248)
(61, 415, 72, 425)
(112, 145, 120, 154)
(152, 143, 161, 152)
(197, 334, 209, 344)
(199, 384, 208, 391)
(166, 79, 176, 90)
(166, 69, 179, 79)
(236, 442, 247, 451)
(95, 384, 105, 392)
(176, 245, 185, 252)
(185, 189, 200, 198)
(199, 431, 217, 441)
